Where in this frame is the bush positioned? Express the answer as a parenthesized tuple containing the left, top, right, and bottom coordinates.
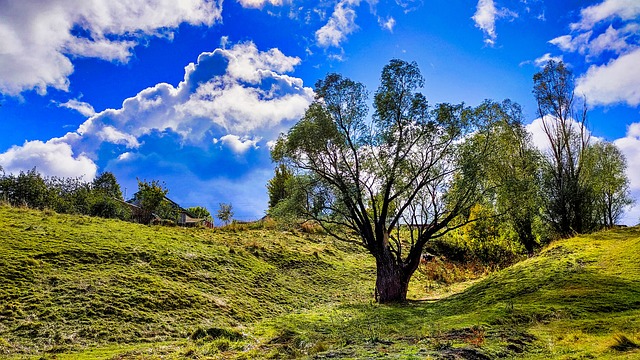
(425, 228, 525, 268)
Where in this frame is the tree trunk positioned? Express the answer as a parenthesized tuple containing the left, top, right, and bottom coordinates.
(375, 254, 411, 303)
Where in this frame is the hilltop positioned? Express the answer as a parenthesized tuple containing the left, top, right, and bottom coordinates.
(1, 205, 639, 359)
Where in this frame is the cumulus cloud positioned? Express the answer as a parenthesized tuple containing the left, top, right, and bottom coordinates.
(0, 0, 222, 96)
(316, 0, 360, 48)
(571, 0, 640, 31)
(472, 0, 517, 46)
(0, 140, 97, 179)
(0, 41, 313, 184)
(533, 53, 563, 68)
(613, 123, 640, 224)
(548, 0, 640, 106)
(215, 135, 261, 154)
(63, 42, 313, 153)
(525, 116, 601, 155)
(576, 48, 640, 106)
(58, 100, 96, 117)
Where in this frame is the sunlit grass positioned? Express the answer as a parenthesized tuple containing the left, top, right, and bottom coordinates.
(1, 204, 640, 358)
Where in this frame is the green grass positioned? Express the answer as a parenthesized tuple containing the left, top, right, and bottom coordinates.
(1, 205, 640, 359)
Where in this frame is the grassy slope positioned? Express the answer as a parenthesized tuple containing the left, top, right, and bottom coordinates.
(1, 205, 640, 359)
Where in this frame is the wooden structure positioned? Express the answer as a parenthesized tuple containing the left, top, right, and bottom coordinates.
(125, 193, 214, 228)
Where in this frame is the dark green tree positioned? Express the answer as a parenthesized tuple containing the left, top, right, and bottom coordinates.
(267, 163, 294, 210)
(1, 168, 49, 209)
(472, 100, 544, 253)
(134, 179, 169, 223)
(92, 172, 123, 199)
(273, 60, 496, 302)
(90, 172, 129, 219)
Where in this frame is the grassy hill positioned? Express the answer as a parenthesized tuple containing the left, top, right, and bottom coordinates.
(1, 205, 639, 359)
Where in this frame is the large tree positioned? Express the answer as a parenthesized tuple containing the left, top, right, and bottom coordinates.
(533, 60, 595, 236)
(467, 100, 544, 253)
(586, 141, 633, 227)
(273, 60, 495, 302)
(134, 179, 169, 223)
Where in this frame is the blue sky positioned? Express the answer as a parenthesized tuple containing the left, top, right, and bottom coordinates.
(1, 0, 639, 223)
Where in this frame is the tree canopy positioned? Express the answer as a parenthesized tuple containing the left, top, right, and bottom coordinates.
(274, 59, 499, 302)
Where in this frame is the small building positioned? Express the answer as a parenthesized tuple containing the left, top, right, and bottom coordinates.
(126, 193, 214, 228)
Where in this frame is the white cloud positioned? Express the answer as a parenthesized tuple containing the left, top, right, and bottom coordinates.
(215, 135, 261, 154)
(1, 41, 314, 180)
(0, 41, 314, 220)
(0, 0, 222, 96)
(525, 115, 601, 155)
(549, 32, 592, 54)
(59, 100, 96, 117)
(316, 0, 360, 48)
(550, 25, 636, 59)
(571, 0, 640, 31)
(473, 0, 499, 45)
(614, 123, 640, 191)
(65, 42, 312, 151)
(472, 0, 517, 46)
(576, 48, 640, 106)
(588, 25, 634, 57)
(533, 53, 563, 68)
(548, 0, 640, 107)
(613, 123, 640, 225)
(0, 140, 97, 179)
(237, 0, 285, 8)
(378, 16, 396, 32)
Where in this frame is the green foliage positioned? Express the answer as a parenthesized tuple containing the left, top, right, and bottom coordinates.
(217, 202, 233, 225)
(185, 206, 211, 219)
(533, 60, 596, 236)
(585, 141, 634, 227)
(0, 168, 48, 209)
(134, 179, 169, 223)
(275, 59, 497, 302)
(92, 172, 122, 199)
(426, 203, 526, 266)
(0, 169, 130, 221)
(472, 100, 546, 252)
(533, 61, 633, 236)
(266, 163, 294, 210)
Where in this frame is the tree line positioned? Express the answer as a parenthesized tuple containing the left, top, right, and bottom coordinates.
(267, 59, 633, 303)
(0, 168, 221, 226)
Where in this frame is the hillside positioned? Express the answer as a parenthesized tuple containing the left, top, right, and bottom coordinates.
(1, 205, 640, 359)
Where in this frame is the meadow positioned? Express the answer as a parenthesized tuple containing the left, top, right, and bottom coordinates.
(1, 205, 639, 359)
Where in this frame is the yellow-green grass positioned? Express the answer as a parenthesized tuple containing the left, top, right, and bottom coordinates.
(1, 204, 640, 359)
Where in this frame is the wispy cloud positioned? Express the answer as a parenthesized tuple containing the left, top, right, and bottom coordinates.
(316, 0, 360, 48)
(472, 0, 517, 46)
(236, 0, 286, 9)
(58, 100, 96, 117)
(378, 16, 396, 32)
